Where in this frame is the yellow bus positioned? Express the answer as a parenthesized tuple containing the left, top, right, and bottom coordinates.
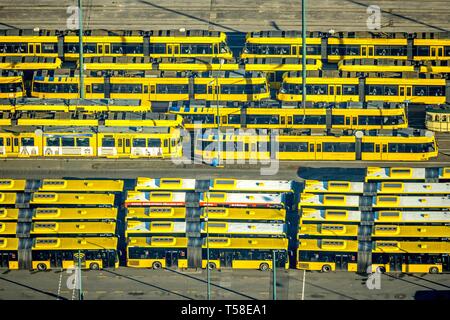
(31, 237, 119, 271)
(0, 237, 19, 269)
(338, 59, 450, 74)
(37, 179, 124, 192)
(365, 167, 450, 182)
(30, 221, 117, 237)
(31, 207, 118, 221)
(0, 222, 17, 237)
(0, 179, 27, 191)
(30, 192, 116, 207)
(126, 236, 288, 270)
(0, 56, 62, 70)
(126, 206, 287, 223)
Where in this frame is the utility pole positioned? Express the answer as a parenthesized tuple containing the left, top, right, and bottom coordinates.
(301, 0, 307, 117)
(78, 0, 84, 99)
(78, 249, 83, 300)
(272, 251, 277, 300)
(206, 210, 211, 300)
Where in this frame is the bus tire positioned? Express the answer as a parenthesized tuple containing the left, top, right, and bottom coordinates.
(89, 263, 100, 270)
(321, 264, 332, 273)
(152, 261, 162, 270)
(376, 266, 386, 273)
(208, 262, 216, 270)
(37, 263, 47, 271)
(259, 263, 270, 271)
(429, 267, 439, 274)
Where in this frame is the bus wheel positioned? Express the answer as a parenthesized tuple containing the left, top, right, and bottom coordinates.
(208, 262, 216, 270)
(321, 264, 331, 273)
(429, 267, 439, 274)
(89, 263, 100, 270)
(152, 261, 162, 270)
(37, 263, 47, 271)
(376, 266, 386, 273)
(259, 263, 270, 271)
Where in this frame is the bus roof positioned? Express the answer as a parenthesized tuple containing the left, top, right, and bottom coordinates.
(32, 237, 118, 250)
(30, 221, 116, 235)
(39, 179, 124, 192)
(33, 207, 118, 221)
(0, 237, 19, 250)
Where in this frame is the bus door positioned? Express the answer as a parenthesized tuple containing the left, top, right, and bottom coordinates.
(399, 86, 412, 100)
(430, 46, 444, 59)
(166, 251, 178, 268)
(149, 84, 156, 100)
(12, 137, 20, 156)
(222, 252, 233, 268)
(28, 43, 41, 55)
(168, 44, 180, 56)
(245, 141, 258, 159)
(1, 137, 14, 156)
(291, 45, 299, 57)
(116, 136, 131, 156)
(329, 85, 342, 102)
(97, 43, 111, 55)
(361, 45, 374, 57)
(335, 254, 349, 271)
(389, 255, 402, 272)
(213, 43, 219, 55)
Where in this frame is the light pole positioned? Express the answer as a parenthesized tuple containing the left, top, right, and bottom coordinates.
(77, 249, 83, 300)
(78, 0, 84, 99)
(205, 209, 211, 300)
(272, 250, 277, 300)
(301, 0, 307, 119)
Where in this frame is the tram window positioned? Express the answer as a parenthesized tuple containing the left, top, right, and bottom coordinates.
(92, 84, 105, 93)
(342, 85, 358, 95)
(148, 139, 161, 148)
(156, 84, 188, 94)
(445, 46, 450, 57)
(180, 44, 212, 55)
(21, 138, 34, 146)
(388, 143, 435, 153)
(361, 143, 374, 152)
(0, 138, 3, 146)
(111, 84, 142, 94)
(428, 86, 445, 96)
(149, 44, 166, 54)
(311, 85, 327, 95)
(279, 142, 308, 152)
(46, 137, 59, 147)
(133, 138, 146, 147)
(246, 115, 279, 124)
(323, 142, 355, 152)
(228, 115, 240, 124)
(42, 43, 58, 53)
(384, 85, 398, 96)
(194, 84, 207, 94)
(111, 43, 143, 54)
(101, 137, 115, 147)
(414, 86, 428, 96)
(76, 138, 90, 147)
(366, 85, 383, 95)
(359, 116, 382, 125)
(415, 46, 430, 56)
(61, 137, 75, 147)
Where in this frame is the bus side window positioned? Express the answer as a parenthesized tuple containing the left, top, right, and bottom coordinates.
(144, 86, 148, 94)
(383, 145, 387, 153)
(317, 144, 321, 152)
(376, 145, 380, 152)
(118, 139, 123, 148)
(7, 138, 11, 146)
(13, 138, 18, 146)
(309, 144, 314, 152)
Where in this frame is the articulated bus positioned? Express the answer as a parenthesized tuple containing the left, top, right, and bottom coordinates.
(299, 193, 450, 209)
(296, 239, 450, 273)
(0, 126, 183, 159)
(0, 29, 233, 60)
(125, 220, 286, 237)
(125, 191, 285, 208)
(195, 129, 438, 162)
(83, 57, 240, 72)
(426, 105, 450, 132)
(277, 72, 448, 104)
(300, 208, 450, 225)
(365, 167, 450, 182)
(0, 71, 24, 99)
(2, 207, 119, 221)
(31, 70, 270, 102)
(338, 59, 450, 74)
(0, 57, 62, 70)
(0, 236, 119, 270)
(298, 222, 450, 239)
(303, 180, 450, 195)
(29, 221, 117, 237)
(0, 98, 151, 113)
(169, 102, 408, 130)
(134, 178, 292, 193)
(241, 31, 450, 62)
(126, 236, 288, 270)
(126, 207, 287, 223)
(30, 207, 118, 221)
